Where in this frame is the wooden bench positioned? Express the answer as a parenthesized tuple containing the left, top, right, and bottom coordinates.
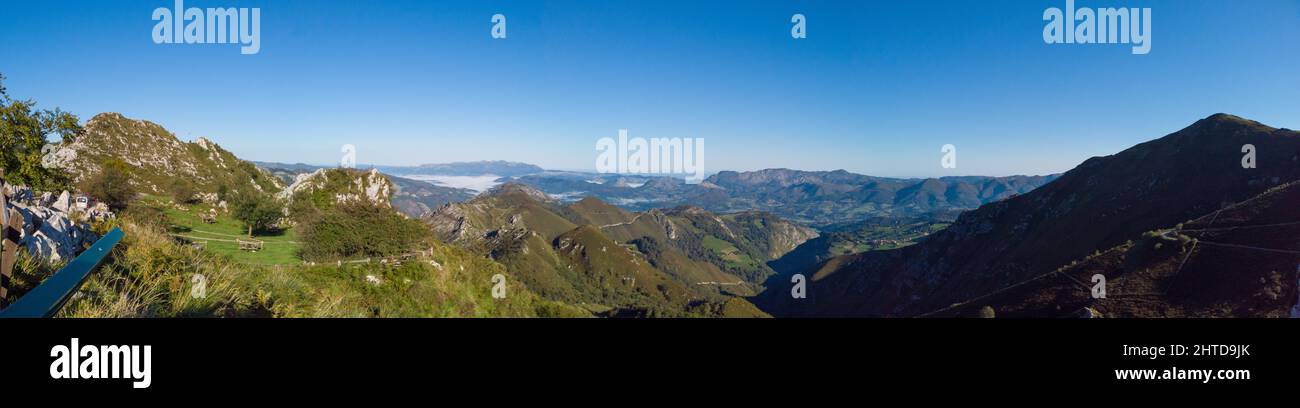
(237, 239, 264, 252)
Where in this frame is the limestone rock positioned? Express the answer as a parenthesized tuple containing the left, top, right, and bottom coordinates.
(53, 191, 72, 213)
(11, 201, 98, 263)
(279, 168, 393, 207)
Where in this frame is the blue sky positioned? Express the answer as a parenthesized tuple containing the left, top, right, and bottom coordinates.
(1, 0, 1297, 177)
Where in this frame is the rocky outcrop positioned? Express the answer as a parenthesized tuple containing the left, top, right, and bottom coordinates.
(45, 112, 284, 196)
(426, 201, 478, 241)
(644, 209, 677, 239)
(4, 186, 106, 263)
(11, 204, 97, 263)
(482, 182, 551, 202)
(278, 168, 394, 208)
(53, 191, 71, 213)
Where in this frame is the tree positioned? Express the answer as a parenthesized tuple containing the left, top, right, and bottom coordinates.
(230, 191, 282, 237)
(170, 179, 196, 204)
(80, 159, 135, 211)
(215, 184, 230, 202)
(0, 73, 83, 191)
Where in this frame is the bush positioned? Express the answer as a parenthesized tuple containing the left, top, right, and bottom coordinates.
(297, 202, 430, 262)
(121, 205, 169, 231)
(80, 158, 136, 211)
(170, 179, 196, 204)
(215, 184, 229, 202)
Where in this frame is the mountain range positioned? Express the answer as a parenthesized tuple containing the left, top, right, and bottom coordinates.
(403, 161, 543, 177)
(48, 111, 1299, 318)
(255, 160, 1057, 226)
(510, 170, 1057, 226)
(761, 114, 1300, 317)
(424, 182, 817, 316)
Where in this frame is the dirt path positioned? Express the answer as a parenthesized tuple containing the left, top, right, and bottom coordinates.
(599, 213, 645, 229)
(170, 233, 300, 245)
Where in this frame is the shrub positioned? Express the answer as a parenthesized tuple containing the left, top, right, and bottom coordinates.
(80, 158, 136, 211)
(121, 205, 169, 231)
(297, 202, 430, 262)
(215, 184, 229, 202)
(170, 179, 196, 204)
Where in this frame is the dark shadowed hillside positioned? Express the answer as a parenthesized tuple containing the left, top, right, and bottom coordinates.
(767, 220, 949, 277)
(930, 179, 1300, 318)
(763, 114, 1300, 317)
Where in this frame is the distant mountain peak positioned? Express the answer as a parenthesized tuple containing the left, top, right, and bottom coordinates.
(414, 161, 543, 177)
(419, 159, 526, 166)
(1193, 113, 1276, 132)
(766, 114, 1300, 317)
(88, 112, 128, 122)
(666, 205, 708, 215)
(483, 182, 550, 201)
(640, 177, 681, 189)
(53, 112, 282, 195)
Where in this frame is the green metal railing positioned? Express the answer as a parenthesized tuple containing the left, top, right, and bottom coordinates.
(0, 227, 124, 318)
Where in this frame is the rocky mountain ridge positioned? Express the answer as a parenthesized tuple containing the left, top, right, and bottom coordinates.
(425, 183, 816, 315)
(763, 114, 1300, 317)
(48, 113, 282, 196)
(278, 168, 394, 208)
(512, 170, 1057, 226)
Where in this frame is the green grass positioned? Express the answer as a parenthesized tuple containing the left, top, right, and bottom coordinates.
(833, 222, 951, 253)
(141, 195, 303, 266)
(56, 216, 589, 318)
(701, 235, 759, 269)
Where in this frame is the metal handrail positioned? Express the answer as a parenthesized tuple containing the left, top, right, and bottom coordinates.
(0, 227, 124, 318)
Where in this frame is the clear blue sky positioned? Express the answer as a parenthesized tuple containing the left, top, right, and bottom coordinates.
(1, 0, 1297, 177)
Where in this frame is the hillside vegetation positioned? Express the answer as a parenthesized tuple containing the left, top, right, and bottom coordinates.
(425, 184, 808, 317)
(150, 195, 302, 265)
(50, 113, 282, 198)
(0, 103, 597, 317)
(57, 216, 587, 317)
(255, 161, 477, 218)
(766, 220, 950, 277)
